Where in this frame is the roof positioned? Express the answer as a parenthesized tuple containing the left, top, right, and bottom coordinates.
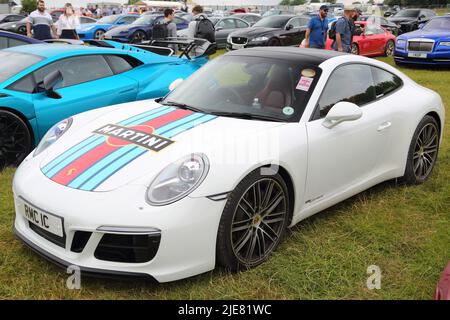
(4, 44, 122, 58)
(225, 47, 345, 66)
(0, 30, 42, 43)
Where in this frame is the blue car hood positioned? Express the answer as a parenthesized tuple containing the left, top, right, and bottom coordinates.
(399, 29, 450, 41)
(78, 23, 111, 31)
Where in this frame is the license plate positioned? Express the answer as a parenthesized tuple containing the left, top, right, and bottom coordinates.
(408, 52, 427, 58)
(232, 44, 245, 50)
(21, 199, 64, 237)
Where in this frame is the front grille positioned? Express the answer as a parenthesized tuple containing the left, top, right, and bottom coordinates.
(408, 41, 434, 52)
(231, 37, 247, 45)
(95, 233, 161, 263)
(28, 222, 66, 248)
(70, 231, 92, 253)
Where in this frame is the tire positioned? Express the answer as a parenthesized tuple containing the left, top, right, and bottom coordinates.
(384, 40, 395, 57)
(0, 110, 33, 169)
(401, 115, 440, 185)
(18, 26, 26, 35)
(267, 38, 281, 46)
(94, 29, 105, 39)
(350, 43, 359, 55)
(131, 30, 146, 43)
(216, 168, 290, 271)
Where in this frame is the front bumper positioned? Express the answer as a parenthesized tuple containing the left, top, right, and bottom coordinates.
(226, 40, 268, 51)
(13, 156, 226, 283)
(394, 49, 450, 66)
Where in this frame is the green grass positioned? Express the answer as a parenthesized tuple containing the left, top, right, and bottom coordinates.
(0, 57, 449, 299)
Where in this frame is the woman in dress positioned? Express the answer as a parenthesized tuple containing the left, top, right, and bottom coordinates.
(56, 3, 80, 40)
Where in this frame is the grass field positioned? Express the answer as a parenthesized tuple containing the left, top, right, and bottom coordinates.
(0, 56, 449, 300)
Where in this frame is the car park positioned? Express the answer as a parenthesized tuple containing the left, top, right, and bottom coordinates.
(12, 48, 444, 282)
(77, 14, 138, 40)
(104, 14, 189, 43)
(388, 8, 436, 34)
(227, 15, 310, 50)
(0, 42, 210, 167)
(394, 15, 450, 66)
(324, 21, 396, 57)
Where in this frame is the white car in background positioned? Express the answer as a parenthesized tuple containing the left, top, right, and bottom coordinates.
(13, 48, 444, 282)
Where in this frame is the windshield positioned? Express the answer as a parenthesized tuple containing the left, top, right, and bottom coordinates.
(254, 15, 291, 28)
(423, 17, 450, 31)
(163, 55, 322, 122)
(395, 10, 420, 18)
(133, 15, 157, 25)
(0, 51, 44, 82)
(97, 15, 119, 24)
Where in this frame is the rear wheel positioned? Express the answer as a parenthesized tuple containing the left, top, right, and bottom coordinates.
(18, 26, 26, 35)
(216, 168, 290, 270)
(131, 30, 146, 43)
(94, 29, 105, 39)
(0, 110, 33, 169)
(267, 38, 281, 46)
(350, 43, 359, 55)
(401, 115, 440, 184)
(384, 40, 395, 56)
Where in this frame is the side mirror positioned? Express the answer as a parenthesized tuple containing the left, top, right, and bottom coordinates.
(322, 101, 362, 129)
(419, 15, 426, 20)
(169, 78, 184, 91)
(43, 70, 63, 99)
(285, 24, 293, 31)
(215, 27, 223, 31)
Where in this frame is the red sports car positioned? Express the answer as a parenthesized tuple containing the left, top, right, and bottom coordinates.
(435, 261, 450, 300)
(324, 21, 396, 57)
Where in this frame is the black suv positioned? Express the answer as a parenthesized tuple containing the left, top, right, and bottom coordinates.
(388, 8, 436, 33)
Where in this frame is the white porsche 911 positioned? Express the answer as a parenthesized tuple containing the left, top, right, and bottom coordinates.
(13, 48, 444, 282)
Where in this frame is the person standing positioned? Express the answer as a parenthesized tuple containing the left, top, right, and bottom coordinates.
(187, 5, 208, 39)
(332, 5, 354, 53)
(164, 8, 177, 52)
(304, 5, 329, 49)
(56, 3, 80, 40)
(26, 0, 56, 40)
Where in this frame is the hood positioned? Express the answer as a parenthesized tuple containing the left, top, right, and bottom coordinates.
(388, 17, 416, 24)
(230, 27, 277, 38)
(40, 101, 283, 192)
(78, 23, 111, 31)
(399, 29, 450, 41)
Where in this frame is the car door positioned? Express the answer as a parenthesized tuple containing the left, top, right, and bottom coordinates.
(304, 64, 392, 206)
(361, 24, 381, 55)
(30, 54, 138, 136)
(281, 17, 306, 46)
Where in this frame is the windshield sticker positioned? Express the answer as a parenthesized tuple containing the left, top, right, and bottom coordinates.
(296, 76, 314, 92)
(301, 69, 316, 78)
(282, 107, 295, 116)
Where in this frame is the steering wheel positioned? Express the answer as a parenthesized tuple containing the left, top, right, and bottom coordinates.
(220, 87, 246, 105)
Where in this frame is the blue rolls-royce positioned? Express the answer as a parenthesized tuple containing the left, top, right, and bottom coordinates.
(394, 15, 450, 66)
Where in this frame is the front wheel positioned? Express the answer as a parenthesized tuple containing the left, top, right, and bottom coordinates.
(267, 38, 281, 46)
(216, 168, 290, 271)
(350, 43, 359, 55)
(384, 40, 395, 57)
(132, 31, 146, 43)
(0, 110, 33, 169)
(94, 29, 105, 39)
(401, 115, 440, 184)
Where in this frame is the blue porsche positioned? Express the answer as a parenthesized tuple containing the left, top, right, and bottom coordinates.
(103, 14, 189, 43)
(394, 15, 450, 66)
(77, 14, 139, 40)
(0, 43, 208, 168)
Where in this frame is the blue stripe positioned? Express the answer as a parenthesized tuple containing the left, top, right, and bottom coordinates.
(43, 107, 174, 178)
(79, 114, 217, 191)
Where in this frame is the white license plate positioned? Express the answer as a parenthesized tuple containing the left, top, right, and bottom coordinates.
(232, 44, 245, 50)
(408, 52, 427, 58)
(21, 200, 64, 237)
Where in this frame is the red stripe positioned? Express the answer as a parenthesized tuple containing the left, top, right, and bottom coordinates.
(51, 109, 192, 186)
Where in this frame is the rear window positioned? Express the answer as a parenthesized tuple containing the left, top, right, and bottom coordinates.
(0, 51, 44, 83)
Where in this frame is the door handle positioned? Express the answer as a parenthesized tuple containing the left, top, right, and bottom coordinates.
(377, 121, 392, 132)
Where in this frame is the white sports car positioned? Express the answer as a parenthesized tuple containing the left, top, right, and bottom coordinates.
(13, 48, 444, 282)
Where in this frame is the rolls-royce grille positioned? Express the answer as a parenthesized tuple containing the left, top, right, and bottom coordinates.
(408, 41, 434, 53)
(232, 37, 247, 45)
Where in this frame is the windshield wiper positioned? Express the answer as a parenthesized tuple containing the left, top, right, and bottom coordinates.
(160, 100, 205, 113)
(210, 111, 283, 122)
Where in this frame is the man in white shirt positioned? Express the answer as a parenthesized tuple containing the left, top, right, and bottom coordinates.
(26, 0, 56, 40)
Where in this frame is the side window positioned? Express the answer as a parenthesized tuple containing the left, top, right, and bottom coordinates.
(11, 15, 24, 22)
(0, 37, 7, 49)
(8, 74, 35, 93)
(235, 19, 248, 28)
(33, 55, 114, 89)
(288, 18, 302, 28)
(317, 64, 376, 118)
(371, 66, 402, 98)
(8, 38, 29, 48)
(120, 16, 136, 24)
(104, 55, 139, 74)
(217, 18, 236, 29)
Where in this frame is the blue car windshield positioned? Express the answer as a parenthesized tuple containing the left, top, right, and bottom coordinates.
(423, 17, 450, 31)
(97, 15, 119, 24)
(0, 51, 43, 82)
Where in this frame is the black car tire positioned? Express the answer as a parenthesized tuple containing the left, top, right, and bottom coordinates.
(216, 168, 290, 271)
(401, 115, 440, 185)
(94, 29, 105, 39)
(0, 110, 33, 169)
(384, 40, 395, 57)
(18, 26, 26, 35)
(267, 38, 281, 46)
(131, 30, 147, 43)
(350, 43, 359, 55)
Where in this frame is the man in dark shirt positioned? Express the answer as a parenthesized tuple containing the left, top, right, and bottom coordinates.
(304, 5, 329, 49)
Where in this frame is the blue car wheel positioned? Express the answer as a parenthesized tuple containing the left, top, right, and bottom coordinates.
(94, 29, 106, 39)
(0, 109, 32, 169)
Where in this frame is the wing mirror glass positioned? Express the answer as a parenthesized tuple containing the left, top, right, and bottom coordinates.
(322, 101, 362, 129)
(43, 70, 63, 99)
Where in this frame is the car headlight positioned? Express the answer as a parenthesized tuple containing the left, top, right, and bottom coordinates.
(251, 36, 269, 42)
(34, 118, 72, 157)
(396, 39, 406, 48)
(147, 153, 209, 206)
(11, 24, 16, 28)
(439, 41, 450, 47)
